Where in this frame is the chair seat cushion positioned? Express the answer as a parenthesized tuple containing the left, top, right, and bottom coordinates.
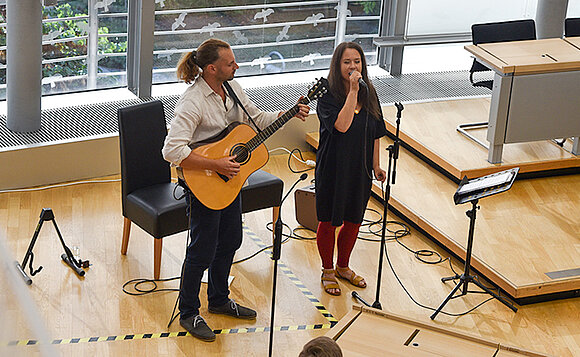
(241, 170, 284, 213)
(125, 183, 189, 238)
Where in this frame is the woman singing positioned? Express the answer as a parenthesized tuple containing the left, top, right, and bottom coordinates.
(315, 42, 387, 296)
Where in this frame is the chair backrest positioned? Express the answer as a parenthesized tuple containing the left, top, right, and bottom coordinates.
(118, 100, 171, 205)
(565, 18, 580, 37)
(471, 19, 536, 46)
(470, 19, 537, 88)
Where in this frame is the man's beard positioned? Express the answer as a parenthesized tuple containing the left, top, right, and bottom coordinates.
(219, 71, 235, 82)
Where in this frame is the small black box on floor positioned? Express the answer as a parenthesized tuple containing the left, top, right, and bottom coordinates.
(294, 184, 317, 232)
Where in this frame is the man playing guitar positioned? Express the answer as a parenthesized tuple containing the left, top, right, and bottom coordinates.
(162, 38, 309, 342)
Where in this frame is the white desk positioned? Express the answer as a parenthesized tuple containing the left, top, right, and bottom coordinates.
(465, 38, 580, 163)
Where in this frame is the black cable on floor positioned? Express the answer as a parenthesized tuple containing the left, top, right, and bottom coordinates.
(122, 277, 180, 296)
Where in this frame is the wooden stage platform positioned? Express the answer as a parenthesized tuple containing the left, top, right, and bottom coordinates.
(306, 97, 580, 304)
(379, 97, 580, 181)
(327, 305, 552, 356)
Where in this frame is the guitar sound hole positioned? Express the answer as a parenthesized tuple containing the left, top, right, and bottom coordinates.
(231, 144, 250, 165)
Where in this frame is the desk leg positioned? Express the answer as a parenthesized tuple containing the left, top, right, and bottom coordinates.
(486, 73, 512, 164)
(488, 144, 504, 164)
(572, 137, 579, 156)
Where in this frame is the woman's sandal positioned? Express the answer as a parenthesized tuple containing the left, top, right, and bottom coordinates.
(335, 267, 367, 288)
(321, 269, 341, 296)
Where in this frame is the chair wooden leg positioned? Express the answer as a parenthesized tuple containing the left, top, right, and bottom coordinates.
(272, 206, 280, 241)
(154, 238, 163, 280)
(121, 217, 131, 255)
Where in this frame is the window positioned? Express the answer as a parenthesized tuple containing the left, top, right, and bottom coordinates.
(151, 0, 382, 83)
(407, 0, 538, 36)
(0, 0, 128, 100)
(0, 0, 382, 100)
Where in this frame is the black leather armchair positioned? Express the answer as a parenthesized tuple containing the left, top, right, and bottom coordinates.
(118, 100, 188, 280)
(118, 100, 284, 279)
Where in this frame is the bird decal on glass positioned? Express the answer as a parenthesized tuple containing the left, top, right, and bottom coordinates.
(254, 8, 274, 22)
(276, 25, 290, 43)
(305, 13, 324, 26)
(171, 12, 187, 31)
(201, 22, 221, 36)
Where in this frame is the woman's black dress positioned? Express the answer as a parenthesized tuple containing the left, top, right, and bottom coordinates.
(315, 89, 387, 226)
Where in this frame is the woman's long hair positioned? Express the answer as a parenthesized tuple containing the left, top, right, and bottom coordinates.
(176, 38, 230, 84)
(327, 42, 381, 120)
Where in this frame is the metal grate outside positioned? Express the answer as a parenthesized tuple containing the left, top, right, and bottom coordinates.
(0, 70, 491, 149)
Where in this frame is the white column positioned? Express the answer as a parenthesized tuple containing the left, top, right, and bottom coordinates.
(536, 0, 569, 39)
(87, 0, 99, 90)
(6, 0, 42, 132)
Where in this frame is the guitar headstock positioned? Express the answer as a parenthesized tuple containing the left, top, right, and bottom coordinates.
(305, 77, 328, 103)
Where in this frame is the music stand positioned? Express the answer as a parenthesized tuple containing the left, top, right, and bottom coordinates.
(430, 168, 519, 320)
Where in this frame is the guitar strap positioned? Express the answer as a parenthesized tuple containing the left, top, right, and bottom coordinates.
(223, 81, 263, 133)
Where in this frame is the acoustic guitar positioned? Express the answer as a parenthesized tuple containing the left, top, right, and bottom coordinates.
(178, 78, 327, 210)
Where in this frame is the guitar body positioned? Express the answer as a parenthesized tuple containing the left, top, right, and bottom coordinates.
(179, 78, 327, 210)
(182, 122, 269, 210)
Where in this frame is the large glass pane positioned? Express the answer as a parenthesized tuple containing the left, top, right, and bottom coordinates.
(345, 0, 381, 63)
(153, 1, 340, 84)
(400, 0, 540, 74)
(568, 1, 580, 17)
(0, 0, 128, 100)
(41, 0, 128, 96)
(407, 0, 538, 36)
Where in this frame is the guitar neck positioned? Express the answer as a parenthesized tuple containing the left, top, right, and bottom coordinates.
(245, 98, 309, 152)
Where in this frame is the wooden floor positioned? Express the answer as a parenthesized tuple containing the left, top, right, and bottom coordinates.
(378, 97, 580, 180)
(1, 135, 579, 355)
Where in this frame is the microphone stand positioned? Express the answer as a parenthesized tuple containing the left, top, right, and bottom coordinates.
(269, 173, 307, 357)
(352, 102, 404, 309)
(15, 208, 87, 285)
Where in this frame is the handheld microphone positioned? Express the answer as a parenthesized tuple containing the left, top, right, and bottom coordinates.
(349, 71, 367, 90)
(273, 173, 308, 260)
(61, 253, 85, 277)
(279, 173, 308, 205)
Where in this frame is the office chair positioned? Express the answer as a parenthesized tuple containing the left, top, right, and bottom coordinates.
(469, 19, 536, 89)
(565, 18, 580, 37)
(458, 19, 536, 147)
(118, 100, 284, 279)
